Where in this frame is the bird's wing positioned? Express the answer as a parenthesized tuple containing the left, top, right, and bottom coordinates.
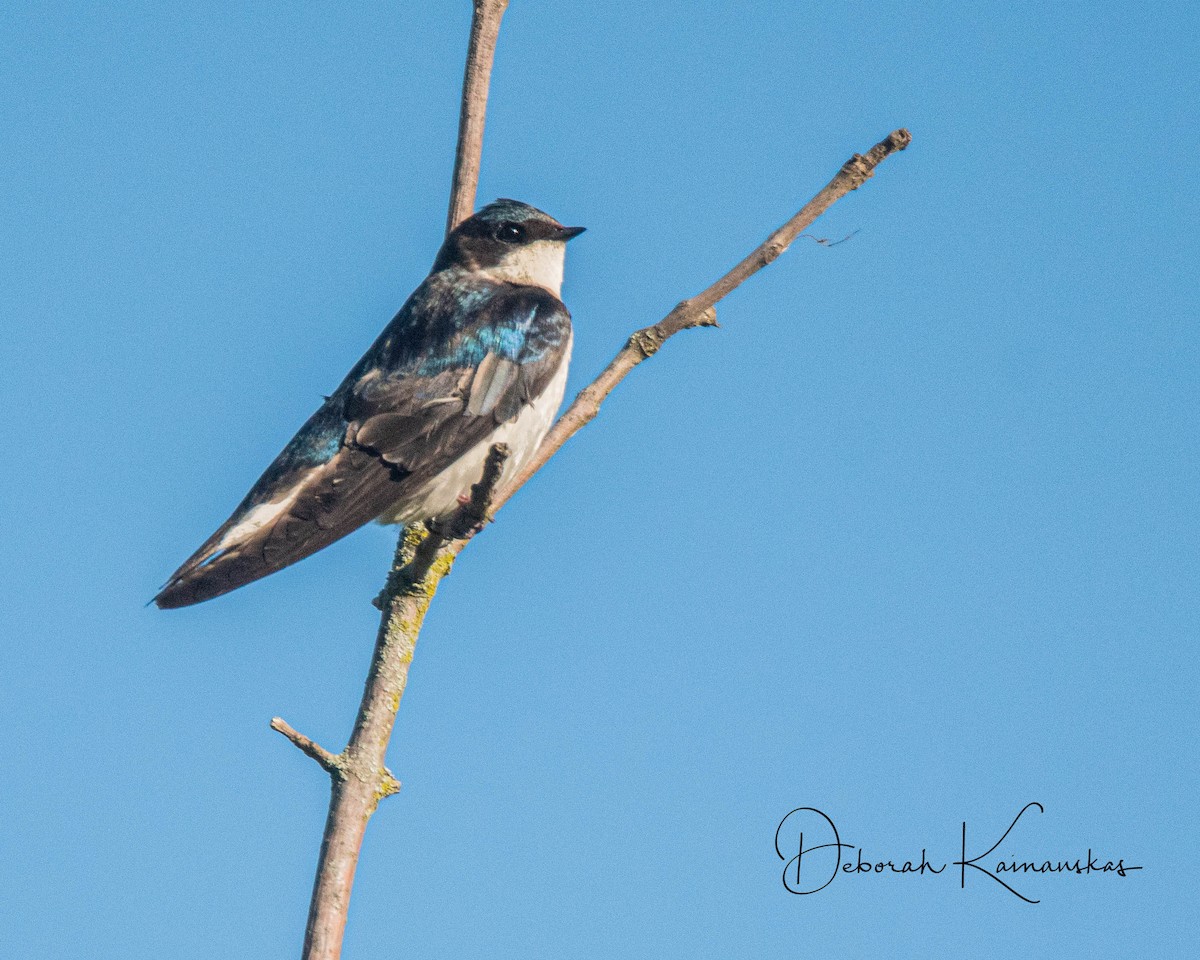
(155, 279, 571, 608)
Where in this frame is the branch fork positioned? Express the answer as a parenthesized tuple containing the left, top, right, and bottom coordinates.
(273, 1, 909, 955)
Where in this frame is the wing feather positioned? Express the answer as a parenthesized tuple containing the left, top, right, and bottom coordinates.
(467, 350, 522, 418)
(155, 276, 570, 608)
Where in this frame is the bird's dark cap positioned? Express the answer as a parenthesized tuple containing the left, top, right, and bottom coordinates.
(470, 199, 585, 239)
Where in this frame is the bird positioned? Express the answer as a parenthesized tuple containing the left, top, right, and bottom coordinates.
(155, 199, 585, 608)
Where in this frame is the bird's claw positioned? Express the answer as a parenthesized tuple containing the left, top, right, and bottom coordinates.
(429, 508, 491, 542)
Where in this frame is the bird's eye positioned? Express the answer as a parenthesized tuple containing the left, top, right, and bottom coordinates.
(496, 222, 525, 243)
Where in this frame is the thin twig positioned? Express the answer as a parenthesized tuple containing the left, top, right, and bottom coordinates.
(446, 0, 510, 233)
(270, 717, 341, 775)
(491, 129, 912, 511)
(798, 229, 860, 246)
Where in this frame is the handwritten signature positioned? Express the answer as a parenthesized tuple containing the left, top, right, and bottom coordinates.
(774, 803, 1142, 903)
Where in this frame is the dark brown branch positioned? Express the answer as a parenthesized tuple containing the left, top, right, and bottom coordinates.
(446, 0, 510, 233)
(385, 442, 510, 595)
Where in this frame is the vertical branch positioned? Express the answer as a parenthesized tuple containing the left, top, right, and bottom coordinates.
(446, 0, 511, 233)
(294, 527, 429, 960)
(281, 446, 511, 960)
(276, 3, 512, 958)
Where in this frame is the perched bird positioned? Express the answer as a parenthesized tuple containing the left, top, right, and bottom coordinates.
(155, 199, 584, 608)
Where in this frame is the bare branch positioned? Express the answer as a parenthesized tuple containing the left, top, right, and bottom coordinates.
(492, 128, 912, 510)
(297, 442, 509, 960)
(292, 4, 513, 957)
(270, 717, 341, 775)
(423, 441, 509, 545)
(298, 528, 422, 960)
(680, 129, 911, 314)
(282, 4, 910, 955)
(446, 0, 510, 232)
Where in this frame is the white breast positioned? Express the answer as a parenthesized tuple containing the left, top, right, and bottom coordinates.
(381, 333, 573, 525)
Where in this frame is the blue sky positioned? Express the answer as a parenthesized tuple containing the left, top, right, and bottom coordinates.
(1, 1, 1196, 956)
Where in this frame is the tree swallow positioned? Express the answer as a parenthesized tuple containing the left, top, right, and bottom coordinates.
(155, 199, 585, 608)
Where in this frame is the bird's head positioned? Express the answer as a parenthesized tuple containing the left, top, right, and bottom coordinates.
(433, 199, 585, 296)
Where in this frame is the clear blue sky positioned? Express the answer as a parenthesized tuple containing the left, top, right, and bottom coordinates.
(2, 1, 1196, 956)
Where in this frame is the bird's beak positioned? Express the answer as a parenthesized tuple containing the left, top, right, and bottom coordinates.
(554, 225, 587, 241)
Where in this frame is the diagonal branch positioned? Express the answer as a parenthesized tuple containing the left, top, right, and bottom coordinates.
(275, 2, 910, 957)
(494, 128, 912, 513)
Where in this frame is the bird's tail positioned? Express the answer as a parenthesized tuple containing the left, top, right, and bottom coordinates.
(154, 493, 376, 608)
(153, 511, 286, 608)
(155, 427, 415, 608)
(154, 544, 280, 608)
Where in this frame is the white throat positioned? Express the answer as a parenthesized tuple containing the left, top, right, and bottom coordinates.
(483, 240, 566, 296)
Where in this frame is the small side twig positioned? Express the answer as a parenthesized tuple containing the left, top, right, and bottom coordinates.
(270, 717, 340, 776)
(798, 229, 860, 247)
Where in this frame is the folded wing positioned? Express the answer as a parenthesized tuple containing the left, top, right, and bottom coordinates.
(155, 278, 570, 608)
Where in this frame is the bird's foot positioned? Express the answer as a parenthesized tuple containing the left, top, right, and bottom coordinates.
(428, 498, 492, 541)
(429, 516, 490, 541)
